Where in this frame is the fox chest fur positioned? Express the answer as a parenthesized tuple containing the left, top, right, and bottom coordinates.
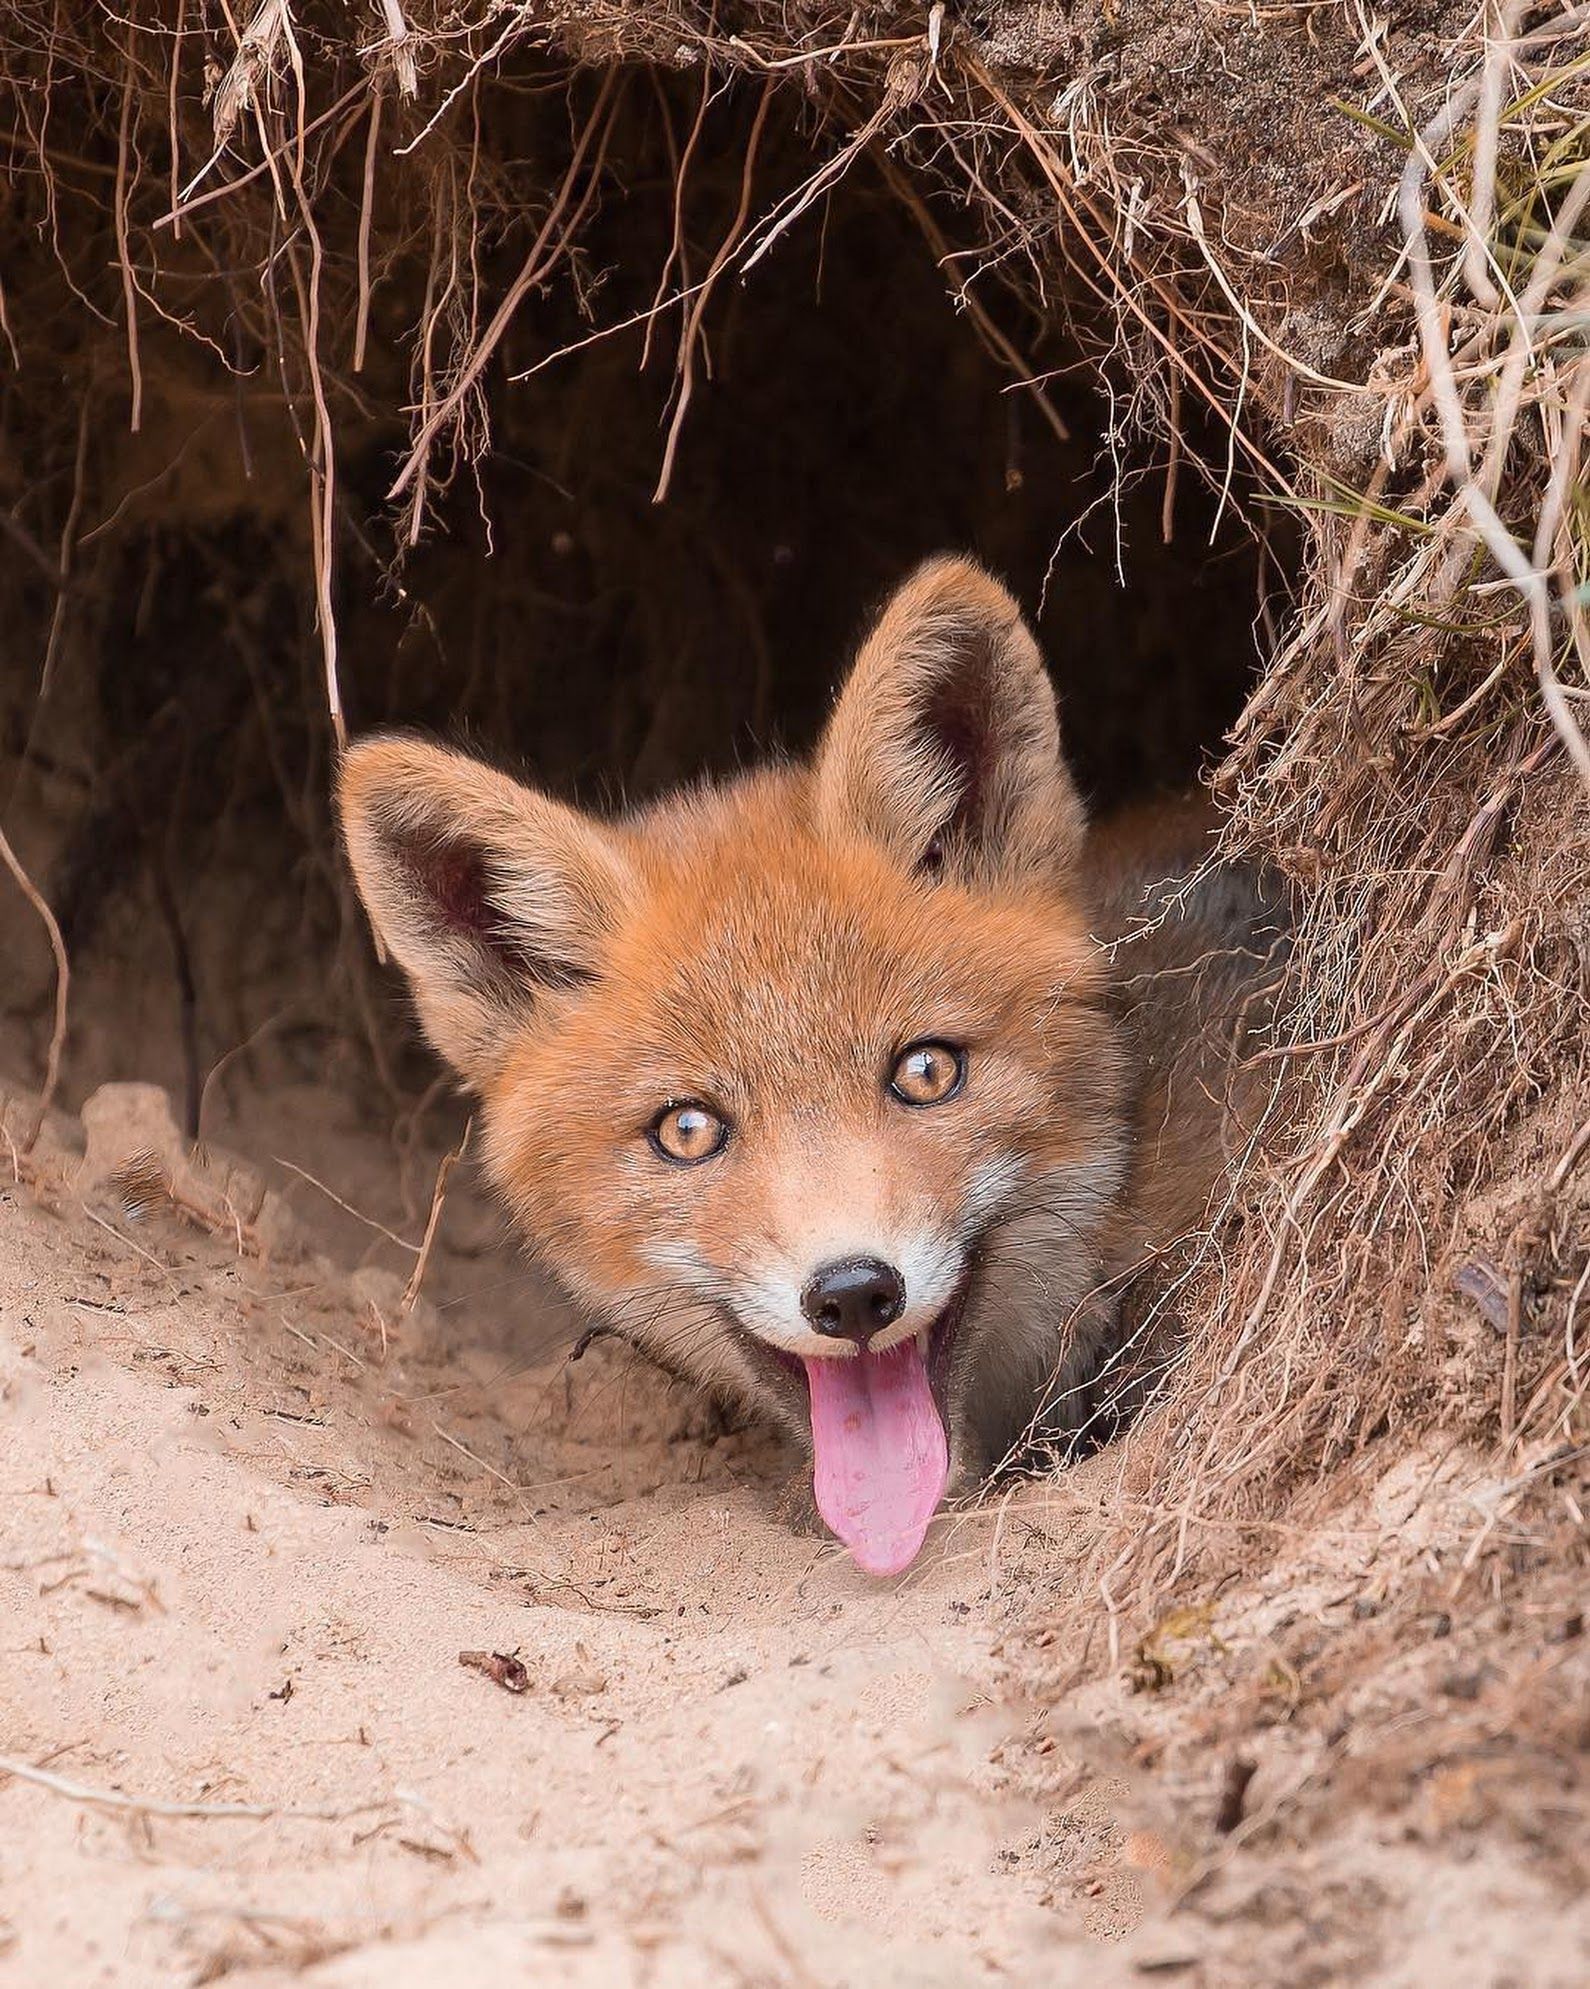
(341, 557, 1279, 1575)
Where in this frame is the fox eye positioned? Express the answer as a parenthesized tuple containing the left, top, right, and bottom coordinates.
(648, 1101, 729, 1165)
(887, 1041, 966, 1107)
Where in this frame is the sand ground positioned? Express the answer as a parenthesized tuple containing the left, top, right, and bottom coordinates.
(3, 1076, 1588, 1986)
(1, 1079, 1149, 1986)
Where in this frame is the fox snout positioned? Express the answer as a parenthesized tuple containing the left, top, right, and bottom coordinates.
(728, 1202, 973, 1367)
(800, 1256, 905, 1345)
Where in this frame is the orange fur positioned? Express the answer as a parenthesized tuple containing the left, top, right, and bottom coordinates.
(339, 556, 1281, 1489)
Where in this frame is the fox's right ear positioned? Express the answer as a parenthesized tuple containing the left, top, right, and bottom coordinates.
(338, 738, 633, 1086)
(813, 555, 1085, 886)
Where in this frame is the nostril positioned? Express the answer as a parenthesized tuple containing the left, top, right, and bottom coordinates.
(870, 1265, 906, 1328)
(818, 1300, 841, 1329)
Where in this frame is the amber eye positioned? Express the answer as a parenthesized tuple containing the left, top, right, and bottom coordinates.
(647, 1101, 729, 1165)
(887, 1041, 967, 1107)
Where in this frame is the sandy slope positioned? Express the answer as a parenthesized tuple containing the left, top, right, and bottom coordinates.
(0, 1083, 1146, 1986)
(5, 1079, 1590, 1988)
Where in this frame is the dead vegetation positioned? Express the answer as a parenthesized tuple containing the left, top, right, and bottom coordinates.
(2, 0, 1589, 1863)
(1108, 0, 1590, 1597)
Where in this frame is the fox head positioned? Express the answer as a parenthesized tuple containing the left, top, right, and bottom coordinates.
(340, 557, 1129, 1575)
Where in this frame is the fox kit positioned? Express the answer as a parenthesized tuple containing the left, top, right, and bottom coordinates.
(340, 557, 1279, 1576)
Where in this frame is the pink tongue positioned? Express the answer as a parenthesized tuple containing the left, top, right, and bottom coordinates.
(803, 1339, 949, 1576)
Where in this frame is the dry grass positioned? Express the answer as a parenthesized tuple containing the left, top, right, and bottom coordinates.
(1101, 0, 1590, 1613)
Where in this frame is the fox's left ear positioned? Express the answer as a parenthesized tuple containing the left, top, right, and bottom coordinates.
(813, 555, 1085, 885)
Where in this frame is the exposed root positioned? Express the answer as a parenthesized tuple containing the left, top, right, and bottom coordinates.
(0, 824, 69, 1146)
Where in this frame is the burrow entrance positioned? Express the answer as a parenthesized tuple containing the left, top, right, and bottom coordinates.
(2, 72, 1290, 1154)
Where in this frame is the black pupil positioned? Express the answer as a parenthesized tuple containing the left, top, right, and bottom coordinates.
(677, 1109, 706, 1145)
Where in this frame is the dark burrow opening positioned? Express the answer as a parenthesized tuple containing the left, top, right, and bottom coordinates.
(1, 72, 1291, 1185)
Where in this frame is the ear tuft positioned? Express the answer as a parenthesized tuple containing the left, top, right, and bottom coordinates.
(339, 738, 628, 1084)
(813, 556, 1085, 885)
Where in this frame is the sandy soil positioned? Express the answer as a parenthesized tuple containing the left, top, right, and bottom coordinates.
(0, 1080, 1152, 1986)
(4, 1077, 1589, 1987)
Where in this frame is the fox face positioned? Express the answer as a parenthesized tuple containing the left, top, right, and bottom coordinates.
(341, 558, 1140, 1576)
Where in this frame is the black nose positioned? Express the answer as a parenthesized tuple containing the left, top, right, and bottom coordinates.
(800, 1257, 907, 1346)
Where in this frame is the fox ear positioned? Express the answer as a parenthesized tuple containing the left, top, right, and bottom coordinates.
(813, 556, 1085, 884)
(338, 738, 633, 1086)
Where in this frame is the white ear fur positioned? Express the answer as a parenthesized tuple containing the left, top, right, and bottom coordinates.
(339, 737, 632, 1085)
(813, 555, 1085, 884)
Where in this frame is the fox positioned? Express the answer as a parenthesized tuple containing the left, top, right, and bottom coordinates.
(339, 556, 1282, 1577)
